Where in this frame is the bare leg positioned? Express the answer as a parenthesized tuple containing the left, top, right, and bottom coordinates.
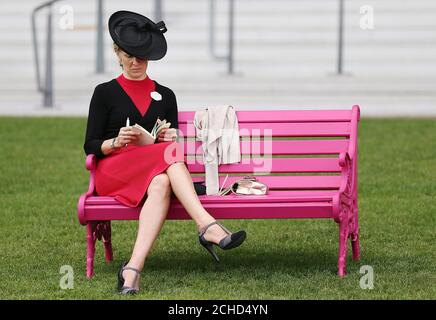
(165, 162, 228, 242)
(122, 162, 240, 288)
(122, 173, 171, 289)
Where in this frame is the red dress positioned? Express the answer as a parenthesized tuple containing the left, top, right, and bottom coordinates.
(94, 75, 185, 207)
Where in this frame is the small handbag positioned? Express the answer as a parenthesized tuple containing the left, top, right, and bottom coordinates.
(217, 175, 269, 196)
(193, 181, 207, 195)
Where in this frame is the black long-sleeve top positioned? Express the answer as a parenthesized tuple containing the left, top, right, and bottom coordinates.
(84, 79, 179, 159)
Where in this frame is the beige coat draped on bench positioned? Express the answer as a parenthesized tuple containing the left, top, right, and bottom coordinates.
(193, 105, 241, 195)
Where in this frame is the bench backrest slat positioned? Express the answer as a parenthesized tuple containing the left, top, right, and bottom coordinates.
(191, 175, 342, 190)
(179, 122, 350, 138)
(186, 158, 341, 173)
(182, 139, 349, 155)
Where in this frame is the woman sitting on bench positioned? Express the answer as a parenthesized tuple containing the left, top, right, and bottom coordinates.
(83, 11, 246, 295)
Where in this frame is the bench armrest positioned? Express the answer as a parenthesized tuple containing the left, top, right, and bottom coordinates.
(346, 105, 360, 161)
(338, 152, 355, 193)
(337, 105, 359, 199)
(86, 154, 97, 171)
(334, 152, 350, 223)
(84, 154, 97, 194)
(78, 154, 98, 225)
(338, 152, 351, 168)
(334, 151, 356, 222)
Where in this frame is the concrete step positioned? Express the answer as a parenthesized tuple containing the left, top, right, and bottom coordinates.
(2, 93, 435, 117)
(4, 1, 436, 30)
(5, 0, 436, 15)
(4, 42, 436, 63)
(5, 26, 436, 46)
(3, 60, 436, 78)
(2, 72, 436, 93)
(6, 10, 436, 30)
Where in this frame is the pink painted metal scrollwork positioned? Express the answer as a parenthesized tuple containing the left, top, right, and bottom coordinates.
(86, 221, 113, 278)
(335, 151, 360, 276)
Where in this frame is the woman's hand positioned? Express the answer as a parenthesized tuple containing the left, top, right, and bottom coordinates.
(115, 126, 140, 147)
(157, 128, 178, 142)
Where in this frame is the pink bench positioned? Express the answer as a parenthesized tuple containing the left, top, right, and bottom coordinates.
(78, 105, 361, 278)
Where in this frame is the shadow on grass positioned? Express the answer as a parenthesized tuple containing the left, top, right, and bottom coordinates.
(97, 247, 360, 278)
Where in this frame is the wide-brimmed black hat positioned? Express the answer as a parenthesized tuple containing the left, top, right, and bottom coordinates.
(109, 10, 167, 60)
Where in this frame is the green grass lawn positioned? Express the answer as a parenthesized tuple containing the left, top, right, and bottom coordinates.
(0, 117, 435, 300)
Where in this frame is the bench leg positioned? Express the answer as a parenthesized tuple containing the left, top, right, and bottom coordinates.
(86, 221, 113, 278)
(350, 200, 360, 261)
(351, 235, 360, 261)
(86, 223, 97, 278)
(337, 218, 349, 277)
(101, 221, 113, 263)
(86, 221, 114, 278)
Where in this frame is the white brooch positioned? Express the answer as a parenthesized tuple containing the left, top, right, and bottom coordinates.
(150, 91, 162, 101)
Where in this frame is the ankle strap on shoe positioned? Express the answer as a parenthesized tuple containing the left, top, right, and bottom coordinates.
(199, 221, 232, 237)
(122, 266, 141, 274)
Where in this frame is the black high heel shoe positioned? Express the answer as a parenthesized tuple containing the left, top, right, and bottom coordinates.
(117, 262, 140, 295)
(198, 221, 246, 262)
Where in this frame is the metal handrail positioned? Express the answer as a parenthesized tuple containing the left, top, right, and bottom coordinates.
(337, 0, 345, 75)
(32, 0, 108, 107)
(209, 0, 235, 74)
(31, 0, 62, 107)
(154, 0, 163, 21)
(96, 0, 104, 73)
(208, 0, 346, 76)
